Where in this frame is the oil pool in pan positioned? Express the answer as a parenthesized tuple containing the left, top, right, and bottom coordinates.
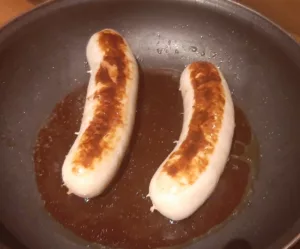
(34, 69, 258, 249)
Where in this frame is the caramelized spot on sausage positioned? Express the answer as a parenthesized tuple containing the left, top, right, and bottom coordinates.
(72, 30, 130, 170)
(162, 62, 225, 184)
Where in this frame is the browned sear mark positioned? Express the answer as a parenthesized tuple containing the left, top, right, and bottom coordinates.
(72, 30, 130, 170)
(162, 62, 225, 184)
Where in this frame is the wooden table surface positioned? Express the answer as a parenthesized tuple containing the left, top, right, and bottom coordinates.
(0, 0, 300, 42)
(0, 0, 299, 249)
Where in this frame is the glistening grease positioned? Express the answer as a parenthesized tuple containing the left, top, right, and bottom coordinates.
(34, 69, 257, 249)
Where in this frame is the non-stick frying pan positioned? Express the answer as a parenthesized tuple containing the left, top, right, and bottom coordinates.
(0, 0, 300, 249)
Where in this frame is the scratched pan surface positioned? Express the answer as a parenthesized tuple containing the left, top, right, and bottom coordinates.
(0, 0, 300, 249)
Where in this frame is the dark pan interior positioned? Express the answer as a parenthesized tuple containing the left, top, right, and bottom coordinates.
(0, 0, 300, 249)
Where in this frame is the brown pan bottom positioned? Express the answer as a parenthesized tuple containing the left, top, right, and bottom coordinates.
(34, 69, 257, 249)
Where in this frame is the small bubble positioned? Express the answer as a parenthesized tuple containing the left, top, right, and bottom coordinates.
(175, 49, 179, 54)
(189, 46, 198, 52)
(157, 48, 163, 54)
(84, 198, 90, 203)
(169, 220, 176, 224)
(201, 51, 205, 56)
(232, 164, 239, 170)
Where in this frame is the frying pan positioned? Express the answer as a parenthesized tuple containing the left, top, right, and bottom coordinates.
(0, 0, 300, 249)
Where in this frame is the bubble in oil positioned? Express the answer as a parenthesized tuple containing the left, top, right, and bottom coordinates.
(157, 48, 163, 54)
(169, 220, 177, 225)
(189, 46, 198, 52)
(232, 164, 239, 170)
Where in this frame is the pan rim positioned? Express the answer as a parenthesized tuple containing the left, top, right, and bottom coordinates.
(0, 0, 299, 249)
(0, 0, 299, 54)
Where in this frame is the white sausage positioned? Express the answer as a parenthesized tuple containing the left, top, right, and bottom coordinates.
(62, 29, 138, 198)
(149, 62, 234, 220)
